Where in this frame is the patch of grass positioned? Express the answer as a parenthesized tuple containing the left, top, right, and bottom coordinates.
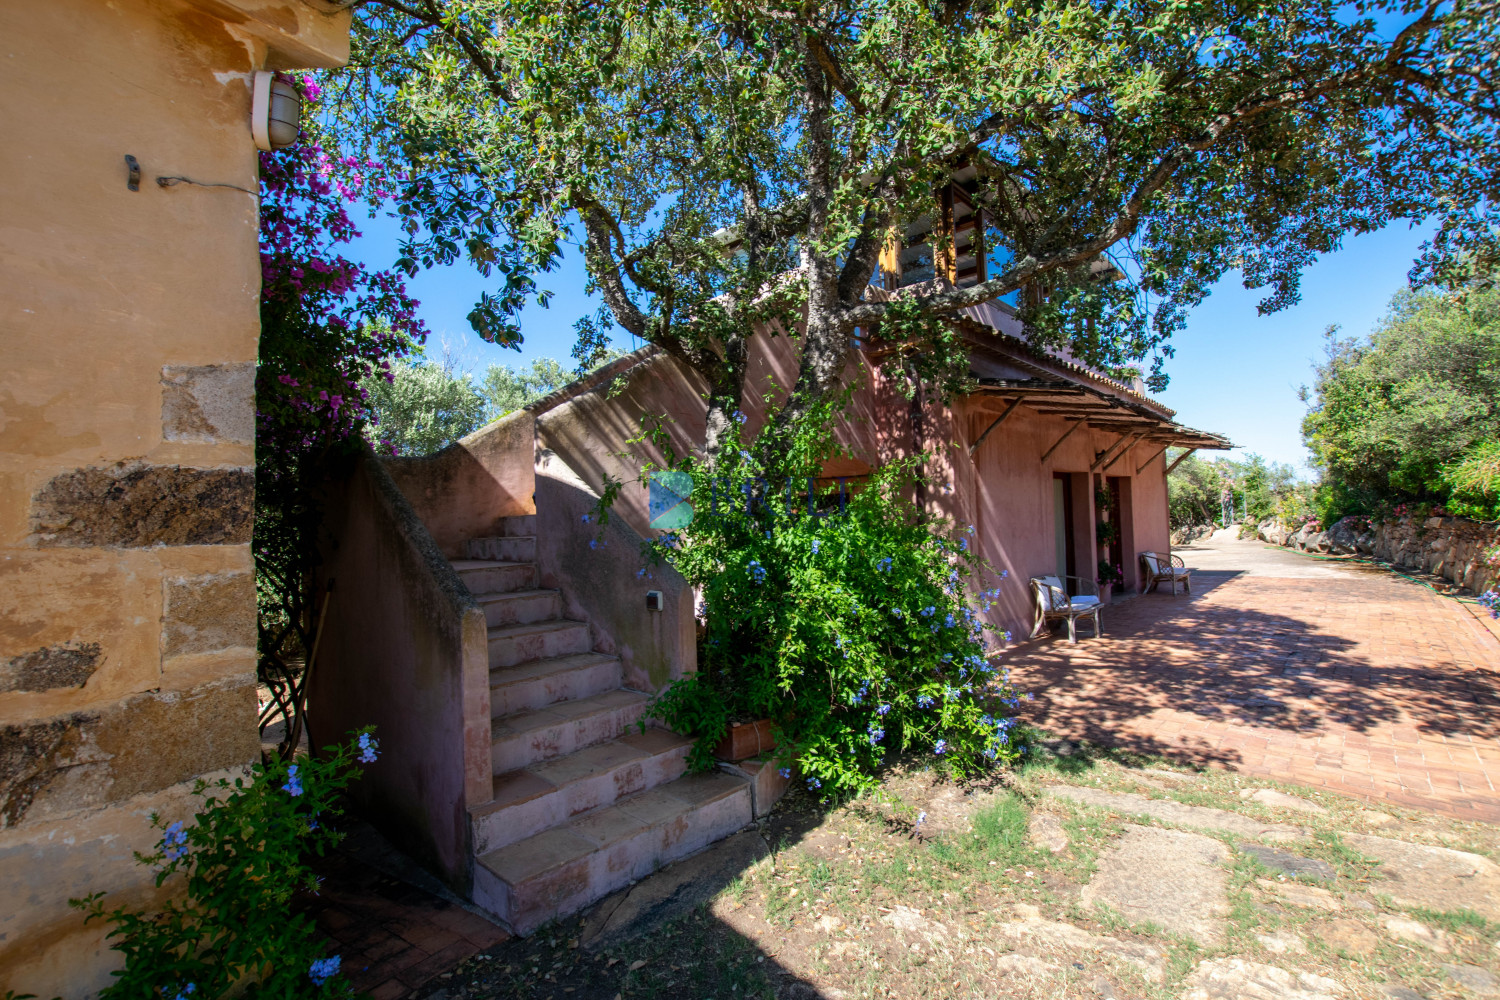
(926, 791, 1041, 886)
(1307, 830, 1384, 880)
(1404, 905, 1500, 940)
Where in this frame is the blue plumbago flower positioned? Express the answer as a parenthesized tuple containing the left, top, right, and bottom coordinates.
(998, 731, 1010, 745)
(916, 694, 935, 709)
(983, 747, 998, 760)
(162, 821, 189, 861)
(966, 524, 975, 534)
(308, 955, 341, 986)
(636, 567, 646, 578)
(1018, 744, 1029, 754)
(811, 539, 820, 554)
(877, 703, 891, 716)
(358, 732, 380, 764)
(999, 569, 1010, 579)
(944, 614, 957, 629)
(959, 538, 968, 551)
(173, 984, 196, 1000)
(308, 814, 320, 830)
(834, 635, 845, 649)
(1026, 692, 1034, 701)
(867, 726, 885, 745)
(589, 539, 598, 550)
(944, 685, 960, 700)
(930, 625, 940, 634)
(739, 449, 753, 463)
(920, 606, 936, 617)
(747, 559, 766, 584)
(807, 777, 822, 789)
(892, 607, 904, 618)
(581, 513, 591, 523)
(933, 739, 948, 755)
(941, 653, 953, 663)
(877, 556, 893, 573)
(1003, 630, 1014, 643)
(283, 765, 304, 798)
(733, 410, 747, 425)
(779, 768, 792, 779)
(765, 530, 772, 539)
(915, 811, 927, 826)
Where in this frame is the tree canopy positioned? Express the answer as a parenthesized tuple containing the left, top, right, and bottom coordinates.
(320, 0, 1500, 455)
(1302, 285, 1500, 518)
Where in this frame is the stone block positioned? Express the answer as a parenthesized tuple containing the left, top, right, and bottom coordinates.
(0, 676, 257, 829)
(161, 363, 254, 444)
(0, 642, 103, 693)
(162, 571, 255, 657)
(30, 462, 252, 547)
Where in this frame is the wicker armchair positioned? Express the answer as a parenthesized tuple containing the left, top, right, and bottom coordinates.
(1029, 575, 1103, 643)
(1140, 551, 1192, 595)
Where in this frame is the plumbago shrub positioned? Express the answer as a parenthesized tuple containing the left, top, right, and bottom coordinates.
(631, 402, 1028, 799)
(72, 731, 381, 998)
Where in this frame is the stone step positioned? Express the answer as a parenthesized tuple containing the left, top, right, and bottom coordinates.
(490, 652, 622, 718)
(490, 688, 649, 774)
(453, 559, 537, 596)
(467, 535, 538, 563)
(490, 514, 537, 538)
(488, 620, 592, 669)
(471, 728, 692, 855)
(476, 588, 563, 628)
(473, 770, 752, 935)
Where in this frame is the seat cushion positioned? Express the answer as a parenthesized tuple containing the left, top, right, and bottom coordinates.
(1067, 596, 1101, 609)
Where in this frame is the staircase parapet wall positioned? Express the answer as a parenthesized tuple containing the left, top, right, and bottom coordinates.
(385, 409, 537, 559)
(312, 447, 492, 895)
(533, 464, 697, 693)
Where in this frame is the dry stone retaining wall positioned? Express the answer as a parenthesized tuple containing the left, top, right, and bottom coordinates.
(1256, 514, 1500, 594)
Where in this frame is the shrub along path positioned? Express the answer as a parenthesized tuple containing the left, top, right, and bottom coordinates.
(1009, 533, 1500, 825)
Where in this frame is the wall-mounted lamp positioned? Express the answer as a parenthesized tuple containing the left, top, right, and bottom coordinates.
(645, 591, 664, 612)
(251, 71, 303, 151)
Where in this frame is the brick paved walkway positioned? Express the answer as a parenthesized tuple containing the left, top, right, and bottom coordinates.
(1010, 552, 1500, 824)
(302, 838, 509, 998)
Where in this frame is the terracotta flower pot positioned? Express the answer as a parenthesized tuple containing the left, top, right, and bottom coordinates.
(714, 718, 777, 761)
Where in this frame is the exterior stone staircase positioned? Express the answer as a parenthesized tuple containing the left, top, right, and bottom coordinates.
(451, 514, 752, 934)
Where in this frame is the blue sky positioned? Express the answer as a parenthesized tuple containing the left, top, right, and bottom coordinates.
(348, 212, 1433, 476)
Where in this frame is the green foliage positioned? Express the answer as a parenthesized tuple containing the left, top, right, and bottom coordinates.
(479, 357, 576, 416)
(319, 0, 1498, 439)
(632, 397, 1028, 799)
(360, 351, 487, 457)
(1167, 451, 1303, 529)
(72, 732, 380, 998)
(1166, 452, 1221, 529)
(1302, 287, 1500, 520)
(1440, 440, 1500, 521)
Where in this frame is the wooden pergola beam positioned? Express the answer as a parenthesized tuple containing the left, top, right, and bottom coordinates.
(1164, 448, 1198, 475)
(1039, 419, 1085, 463)
(969, 396, 1023, 456)
(1102, 431, 1146, 473)
(1090, 431, 1131, 472)
(1135, 444, 1170, 475)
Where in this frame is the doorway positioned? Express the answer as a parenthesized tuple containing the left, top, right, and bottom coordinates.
(1052, 473, 1076, 584)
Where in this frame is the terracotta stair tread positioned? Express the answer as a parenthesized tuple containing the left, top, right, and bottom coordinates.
(491, 688, 649, 741)
(477, 729, 692, 816)
(475, 586, 560, 602)
(475, 770, 748, 886)
(489, 651, 619, 686)
(487, 619, 588, 640)
(452, 559, 533, 571)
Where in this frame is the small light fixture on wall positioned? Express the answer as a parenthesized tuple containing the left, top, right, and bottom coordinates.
(251, 71, 302, 151)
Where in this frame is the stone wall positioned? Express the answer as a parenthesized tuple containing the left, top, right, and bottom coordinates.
(1256, 514, 1500, 594)
(0, 1, 349, 993)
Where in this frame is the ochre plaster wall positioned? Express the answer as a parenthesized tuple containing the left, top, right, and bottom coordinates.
(0, 0, 348, 993)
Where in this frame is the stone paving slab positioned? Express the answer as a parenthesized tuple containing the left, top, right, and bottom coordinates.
(1011, 538, 1500, 824)
(1047, 785, 1303, 840)
(1079, 823, 1231, 945)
